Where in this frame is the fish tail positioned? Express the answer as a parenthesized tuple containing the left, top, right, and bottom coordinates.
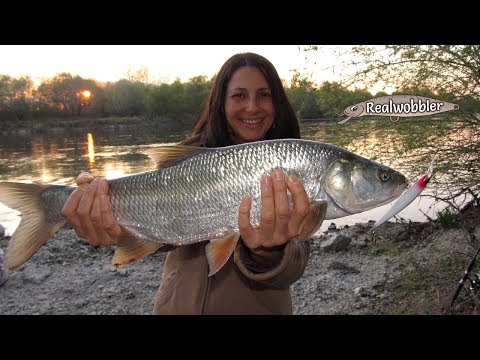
(0, 182, 71, 270)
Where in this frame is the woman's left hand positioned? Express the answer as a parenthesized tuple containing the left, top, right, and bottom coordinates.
(238, 168, 310, 252)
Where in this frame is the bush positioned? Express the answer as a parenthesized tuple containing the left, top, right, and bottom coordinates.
(437, 208, 458, 229)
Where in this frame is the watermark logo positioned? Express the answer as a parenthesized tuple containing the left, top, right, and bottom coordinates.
(339, 95, 460, 124)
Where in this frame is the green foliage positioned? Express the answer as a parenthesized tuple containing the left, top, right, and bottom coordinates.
(316, 81, 351, 118)
(315, 81, 373, 118)
(104, 79, 149, 117)
(286, 71, 319, 118)
(437, 208, 458, 229)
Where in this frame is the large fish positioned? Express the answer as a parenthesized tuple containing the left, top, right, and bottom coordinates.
(0, 139, 408, 275)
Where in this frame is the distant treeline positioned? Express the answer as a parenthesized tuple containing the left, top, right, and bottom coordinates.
(1, 71, 479, 125)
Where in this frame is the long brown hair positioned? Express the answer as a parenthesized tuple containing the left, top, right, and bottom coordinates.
(180, 52, 300, 147)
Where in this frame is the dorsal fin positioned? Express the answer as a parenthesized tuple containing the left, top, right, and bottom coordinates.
(144, 145, 205, 169)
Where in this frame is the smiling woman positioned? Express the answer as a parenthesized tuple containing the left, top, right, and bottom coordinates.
(225, 66, 275, 144)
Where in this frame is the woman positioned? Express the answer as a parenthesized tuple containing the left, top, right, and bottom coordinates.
(62, 52, 312, 314)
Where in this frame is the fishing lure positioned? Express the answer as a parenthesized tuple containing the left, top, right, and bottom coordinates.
(373, 160, 435, 228)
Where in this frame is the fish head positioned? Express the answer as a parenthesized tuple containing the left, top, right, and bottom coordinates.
(323, 157, 408, 214)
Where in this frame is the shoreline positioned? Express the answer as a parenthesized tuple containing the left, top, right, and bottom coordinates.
(0, 116, 190, 135)
(1, 205, 479, 314)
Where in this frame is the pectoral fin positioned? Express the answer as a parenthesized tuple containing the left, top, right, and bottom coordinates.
(112, 238, 163, 267)
(205, 232, 240, 276)
(298, 200, 327, 240)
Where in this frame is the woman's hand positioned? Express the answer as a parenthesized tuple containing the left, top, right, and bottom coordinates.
(61, 172, 126, 246)
(238, 169, 310, 253)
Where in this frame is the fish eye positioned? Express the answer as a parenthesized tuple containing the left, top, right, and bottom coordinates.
(351, 106, 358, 111)
(379, 171, 390, 182)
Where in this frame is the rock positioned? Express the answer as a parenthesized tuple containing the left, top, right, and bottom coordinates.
(320, 234, 352, 252)
(22, 264, 51, 284)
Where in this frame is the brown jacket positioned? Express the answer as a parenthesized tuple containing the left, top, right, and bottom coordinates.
(152, 238, 310, 315)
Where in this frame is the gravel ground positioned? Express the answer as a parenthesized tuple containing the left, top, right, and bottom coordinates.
(1, 206, 479, 315)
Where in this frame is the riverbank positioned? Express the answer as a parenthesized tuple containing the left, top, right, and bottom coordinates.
(0, 116, 190, 135)
(0, 116, 344, 135)
(1, 203, 478, 315)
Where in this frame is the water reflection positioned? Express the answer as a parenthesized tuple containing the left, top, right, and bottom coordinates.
(87, 132, 95, 166)
(0, 126, 192, 186)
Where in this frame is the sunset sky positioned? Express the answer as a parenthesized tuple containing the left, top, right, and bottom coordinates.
(0, 45, 353, 87)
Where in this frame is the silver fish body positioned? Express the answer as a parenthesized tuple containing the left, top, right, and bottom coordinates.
(0, 138, 408, 271)
(107, 138, 407, 245)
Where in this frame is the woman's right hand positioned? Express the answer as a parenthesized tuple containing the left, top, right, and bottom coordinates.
(62, 172, 126, 246)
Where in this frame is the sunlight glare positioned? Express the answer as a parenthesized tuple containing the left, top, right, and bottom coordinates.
(87, 132, 95, 165)
(104, 168, 125, 179)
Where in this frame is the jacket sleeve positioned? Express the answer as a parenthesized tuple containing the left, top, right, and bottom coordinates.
(233, 238, 311, 289)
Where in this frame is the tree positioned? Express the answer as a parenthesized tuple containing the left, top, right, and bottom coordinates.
(0, 75, 34, 120)
(104, 79, 149, 117)
(183, 75, 212, 123)
(35, 73, 97, 116)
(286, 70, 321, 118)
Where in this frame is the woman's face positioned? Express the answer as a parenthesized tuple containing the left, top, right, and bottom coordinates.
(225, 66, 275, 144)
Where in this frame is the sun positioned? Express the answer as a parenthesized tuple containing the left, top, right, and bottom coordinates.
(82, 90, 91, 98)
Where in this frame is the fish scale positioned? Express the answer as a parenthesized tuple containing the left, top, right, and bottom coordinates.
(106, 141, 306, 244)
